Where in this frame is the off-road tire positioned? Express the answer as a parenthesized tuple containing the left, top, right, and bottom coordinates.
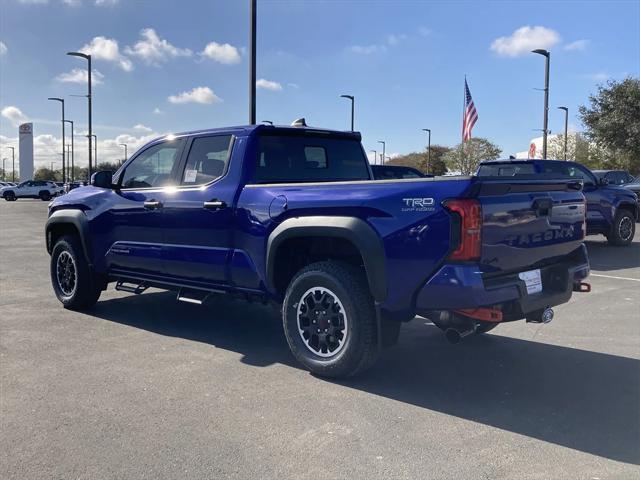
(50, 235, 102, 310)
(283, 261, 379, 378)
(607, 210, 635, 246)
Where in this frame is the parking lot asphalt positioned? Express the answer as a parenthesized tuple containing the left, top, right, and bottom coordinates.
(1, 200, 638, 479)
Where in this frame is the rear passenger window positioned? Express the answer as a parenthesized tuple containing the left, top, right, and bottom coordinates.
(253, 134, 370, 183)
(182, 135, 232, 185)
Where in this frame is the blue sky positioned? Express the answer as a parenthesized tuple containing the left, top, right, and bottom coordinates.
(1, 0, 639, 168)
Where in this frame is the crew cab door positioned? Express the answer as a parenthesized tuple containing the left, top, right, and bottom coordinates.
(105, 138, 185, 277)
(161, 134, 236, 286)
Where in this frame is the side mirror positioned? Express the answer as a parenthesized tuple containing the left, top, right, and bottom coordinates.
(91, 170, 115, 189)
(598, 177, 609, 186)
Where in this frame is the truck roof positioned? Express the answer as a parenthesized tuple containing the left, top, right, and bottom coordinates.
(170, 124, 362, 140)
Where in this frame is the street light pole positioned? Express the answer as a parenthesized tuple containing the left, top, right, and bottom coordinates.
(63, 119, 74, 181)
(2, 158, 5, 181)
(532, 49, 550, 159)
(340, 95, 355, 131)
(87, 134, 97, 168)
(119, 143, 128, 166)
(370, 150, 377, 165)
(47, 97, 66, 182)
(6, 147, 15, 181)
(249, 0, 257, 124)
(377, 141, 386, 165)
(67, 51, 92, 177)
(557, 107, 569, 161)
(422, 128, 431, 174)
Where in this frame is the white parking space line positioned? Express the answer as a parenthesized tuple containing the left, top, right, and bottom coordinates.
(590, 273, 640, 282)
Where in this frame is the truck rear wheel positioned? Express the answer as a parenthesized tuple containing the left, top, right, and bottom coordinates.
(50, 235, 103, 310)
(608, 210, 635, 246)
(282, 261, 379, 378)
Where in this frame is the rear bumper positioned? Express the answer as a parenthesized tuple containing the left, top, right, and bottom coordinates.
(415, 244, 590, 320)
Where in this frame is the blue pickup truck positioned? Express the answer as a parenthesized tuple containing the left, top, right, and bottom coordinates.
(46, 125, 591, 377)
(478, 160, 638, 246)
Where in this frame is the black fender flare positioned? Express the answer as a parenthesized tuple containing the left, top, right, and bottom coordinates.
(616, 200, 639, 221)
(45, 209, 93, 266)
(266, 216, 387, 301)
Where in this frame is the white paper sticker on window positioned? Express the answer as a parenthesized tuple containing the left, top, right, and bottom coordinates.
(184, 169, 198, 183)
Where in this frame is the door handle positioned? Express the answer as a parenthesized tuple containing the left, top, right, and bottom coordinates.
(143, 200, 163, 210)
(203, 199, 227, 210)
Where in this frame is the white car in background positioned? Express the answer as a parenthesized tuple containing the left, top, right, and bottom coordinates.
(1, 180, 59, 201)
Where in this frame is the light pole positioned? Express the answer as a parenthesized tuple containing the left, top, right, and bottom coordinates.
(249, 0, 257, 124)
(370, 150, 377, 165)
(2, 157, 6, 181)
(340, 94, 355, 131)
(119, 143, 128, 166)
(422, 128, 431, 174)
(532, 49, 550, 159)
(67, 51, 93, 177)
(48, 97, 66, 182)
(87, 134, 97, 168)
(557, 107, 569, 161)
(6, 147, 15, 181)
(377, 140, 386, 165)
(63, 119, 74, 181)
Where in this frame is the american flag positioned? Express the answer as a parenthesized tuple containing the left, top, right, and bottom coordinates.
(462, 79, 478, 142)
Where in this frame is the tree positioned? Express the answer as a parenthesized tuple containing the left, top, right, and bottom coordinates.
(443, 138, 502, 175)
(96, 161, 119, 172)
(34, 167, 60, 181)
(579, 77, 640, 174)
(387, 145, 450, 175)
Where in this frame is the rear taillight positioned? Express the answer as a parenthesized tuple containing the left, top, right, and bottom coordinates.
(444, 198, 482, 261)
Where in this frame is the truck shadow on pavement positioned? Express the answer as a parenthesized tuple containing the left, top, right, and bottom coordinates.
(91, 292, 639, 466)
(585, 237, 640, 271)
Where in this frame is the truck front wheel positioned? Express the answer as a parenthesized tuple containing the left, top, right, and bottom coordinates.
(50, 235, 103, 310)
(608, 210, 635, 246)
(283, 261, 379, 378)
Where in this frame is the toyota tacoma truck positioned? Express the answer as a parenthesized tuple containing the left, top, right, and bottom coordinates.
(46, 124, 591, 377)
(478, 159, 638, 245)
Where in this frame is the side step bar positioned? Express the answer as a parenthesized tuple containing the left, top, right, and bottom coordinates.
(115, 280, 148, 294)
(176, 288, 213, 305)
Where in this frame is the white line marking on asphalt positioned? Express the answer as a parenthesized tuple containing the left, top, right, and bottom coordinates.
(590, 273, 640, 282)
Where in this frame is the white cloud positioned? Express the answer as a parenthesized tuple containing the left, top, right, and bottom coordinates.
(200, 41, 242, 65)
(17, 0, 48, 4)
(153, 107, 164, 115)
(1, 106, 28, 127)
(133, 123, 152, 133)
(564, 39, 589, 51)
(62, 0, 81, 6)
(349, 44, 386, 55)
(168, 86, 221, 104)
(386, 34, 407, 46)
(0, 41, 6, 56)
(256, 79, 282, 91)
(490, 26, 560, 57)
(125, 28, 192, 65)
(287, 83, 300, 89)
(95, 0, 119, 5)
(418, 26, 431, 37)
(80, 36, 133, 71)
(56, 68, 104, 85)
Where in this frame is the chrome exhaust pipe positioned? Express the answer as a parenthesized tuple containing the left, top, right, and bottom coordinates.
(444, 326, 475, 344)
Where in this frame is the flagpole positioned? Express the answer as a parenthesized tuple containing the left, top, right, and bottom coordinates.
(462, 75, 466, 174)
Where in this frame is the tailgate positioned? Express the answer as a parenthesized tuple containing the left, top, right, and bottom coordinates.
(475, 179, 585, 272)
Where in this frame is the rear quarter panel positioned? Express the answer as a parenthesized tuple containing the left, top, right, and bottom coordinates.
(234, 177, 473, 310)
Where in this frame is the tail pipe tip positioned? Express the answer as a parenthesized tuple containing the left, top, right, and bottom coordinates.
(444, 326, 476, 344)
